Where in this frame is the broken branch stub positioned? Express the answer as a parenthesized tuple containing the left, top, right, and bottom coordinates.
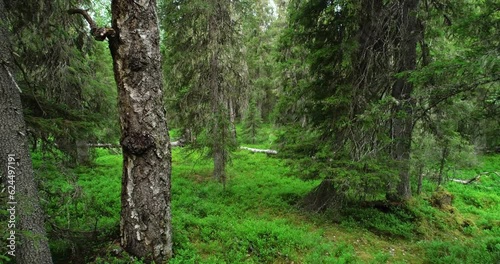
(68, 8, 115, 41)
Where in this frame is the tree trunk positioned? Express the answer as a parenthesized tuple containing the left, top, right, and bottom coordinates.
(211, 89, 227, 185)
(437, 144, 449, 186)
(208, 1, 229, 185)
(229, 98, 237, 141)
(210, 49, 225, 182)
(76, 140, 90, 165)
(109, 0, 172, 262)
(416, 164, 424, 195)
(390, 0, 419, 200)
(0, 0, 53, 262)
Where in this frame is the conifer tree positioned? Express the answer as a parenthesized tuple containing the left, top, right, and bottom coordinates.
(242, 95, 263, 144)
(276, 0, 421, 200)
(5, 0, 118, 164)
(162, 0, 246, 184)
(0, 0, 53, 262)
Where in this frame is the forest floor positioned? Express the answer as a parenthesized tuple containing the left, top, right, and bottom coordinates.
(33, 144, 500, 263)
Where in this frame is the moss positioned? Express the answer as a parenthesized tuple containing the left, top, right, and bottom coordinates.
(430, 186, 454, 211)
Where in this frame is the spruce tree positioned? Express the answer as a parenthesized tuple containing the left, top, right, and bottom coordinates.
(0, 0, 53, 262)
(162, 0, 246, 185)
(242, 95, 263, 144)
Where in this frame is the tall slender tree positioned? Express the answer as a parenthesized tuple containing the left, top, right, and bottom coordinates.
(207, 0, 234, 183)
(162, 0, 245, 185)
(0, 0, 53, 262)
(69, 0, 172, 262)
(242, 0, 278, 122)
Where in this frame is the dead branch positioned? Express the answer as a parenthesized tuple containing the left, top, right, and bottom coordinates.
(451, 171, 500, 185)
(451, 175, 481, 185)
(68, 8, 115, 41)
(67, 9, 97, 29)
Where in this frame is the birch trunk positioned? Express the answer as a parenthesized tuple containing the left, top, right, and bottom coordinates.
(110, 0, 172, 262)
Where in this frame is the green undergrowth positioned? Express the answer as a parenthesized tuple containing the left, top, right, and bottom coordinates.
(31, 149, 122, 263)
(170, 149, 357, 263)
(236, 123, 278, 149)
(423, 155, 500, 264)
(406, 155, 500, 264)
(27, 147, 500, 263)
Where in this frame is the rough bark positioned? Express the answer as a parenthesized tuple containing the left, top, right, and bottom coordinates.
(110, 0, 173, 262)
(228, 98, 237, 140)
(210, 48, 226, 182)
(210, 53, 226, 183)
(390, 0, 420, 200)
(70, 1, 173, 262)
(208, 1, 229, 185)
(416, 164, 424, 195)
(437, 144, 449, 186)
(76, 140, 90, 165)
(0, 0, 53, 262)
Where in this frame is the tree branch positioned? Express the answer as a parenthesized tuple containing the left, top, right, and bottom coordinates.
(68, 8, 115, 41)
(67, 9, 97, 29)
(413, 77, 500, 126)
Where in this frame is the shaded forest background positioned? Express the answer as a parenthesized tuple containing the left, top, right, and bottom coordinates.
(0, 0, 498, 263)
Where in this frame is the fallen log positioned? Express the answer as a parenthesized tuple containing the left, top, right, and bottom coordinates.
(240, 146, 277, 155)
(451, 175, 481, 184)
(451, 171, 500, 185)
(88, 142, 278, 155)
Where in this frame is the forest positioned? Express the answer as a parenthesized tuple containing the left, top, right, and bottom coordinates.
(0, 0, 498, 263)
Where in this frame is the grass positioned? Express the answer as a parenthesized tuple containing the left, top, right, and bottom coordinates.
(169, 148, 352, 263)
(419, 155, 500, 264)
(24, 145, 500, 263)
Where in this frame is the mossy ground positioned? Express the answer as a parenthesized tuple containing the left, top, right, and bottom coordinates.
(25, 144, 500, 263)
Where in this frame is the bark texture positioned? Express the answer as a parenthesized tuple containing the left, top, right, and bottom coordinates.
(208, 1, 232, 184)
(0, 0, 53, 262)
(110, 0, 172, 262)
(390, 0, 420, 200)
